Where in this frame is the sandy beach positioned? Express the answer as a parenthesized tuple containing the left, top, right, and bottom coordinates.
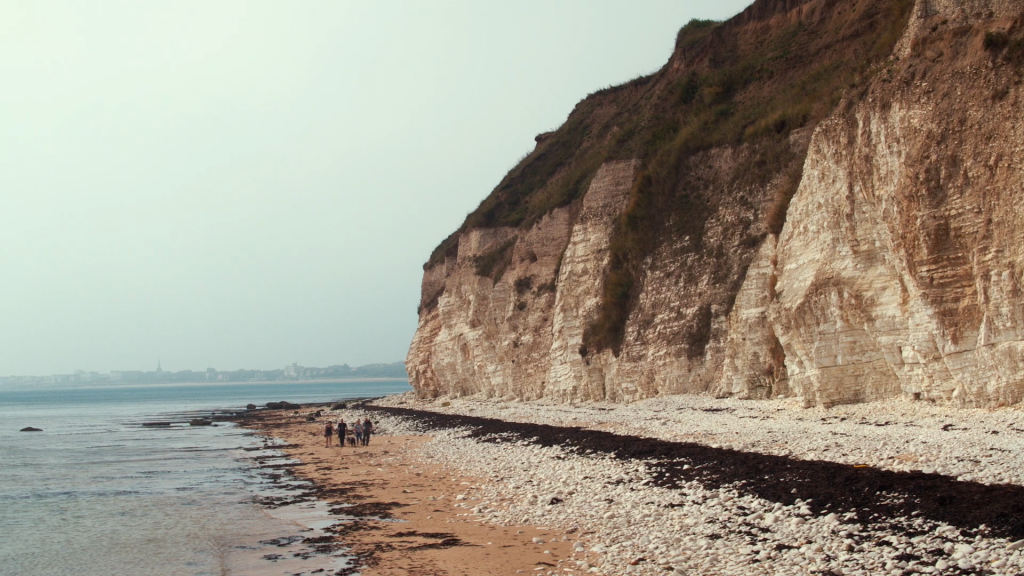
(243, 408, 575, 576)
(242, 395, 1024, 576)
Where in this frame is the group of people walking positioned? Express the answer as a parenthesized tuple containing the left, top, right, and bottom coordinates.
(323, 417, 373, 448)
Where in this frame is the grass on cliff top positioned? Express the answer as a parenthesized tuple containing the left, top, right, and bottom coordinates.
(423, 61, 669, 271)
(423, 21, 717, 271)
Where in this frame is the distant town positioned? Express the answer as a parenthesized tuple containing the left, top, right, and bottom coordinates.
(0, 361, 408, 387)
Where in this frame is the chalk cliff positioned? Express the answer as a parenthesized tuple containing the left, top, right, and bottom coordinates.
(408, 0, 1024, 408)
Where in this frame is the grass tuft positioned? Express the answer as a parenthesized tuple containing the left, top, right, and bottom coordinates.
(985, 31, 1010, 52)
(514, 276, 534, 294)
(474, 239, 517, 282)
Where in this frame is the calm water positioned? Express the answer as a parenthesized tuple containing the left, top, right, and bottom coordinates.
(0, 380, 412, 576)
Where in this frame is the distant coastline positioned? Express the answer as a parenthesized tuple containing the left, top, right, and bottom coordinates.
(0, 377, 409, 392)
(0, 361, 408, 388)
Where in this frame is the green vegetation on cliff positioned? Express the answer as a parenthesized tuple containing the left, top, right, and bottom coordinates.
(425, 0, 915, 354)
(588, 0, 914, 354)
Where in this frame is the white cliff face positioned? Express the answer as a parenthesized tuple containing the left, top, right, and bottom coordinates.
(407, 148, 794, 402)
(720, 236, 789, 400)
(546, 160, 639, 402)
(406, 162, 636, 401)
(408, 0, 1024, 408)
(771, 0, 1024, 407)
(406, 210, 574, 400)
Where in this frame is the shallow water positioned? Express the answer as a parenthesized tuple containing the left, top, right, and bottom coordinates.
(0, 380, 411, 576)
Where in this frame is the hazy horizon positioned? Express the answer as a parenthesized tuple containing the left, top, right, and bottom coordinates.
(4, 359, 407, 378)
(2, 1, 751, 377)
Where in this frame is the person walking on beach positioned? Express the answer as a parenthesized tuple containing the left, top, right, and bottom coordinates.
(362, 418, 373, 446)
(353, 421, 363, 446)
(323, 420, 334, 447)
(336, 418, 347, 448)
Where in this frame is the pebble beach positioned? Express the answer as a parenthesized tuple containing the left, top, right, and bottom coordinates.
(249, 393, 1024, 576)
(366, 393, 1024, 576)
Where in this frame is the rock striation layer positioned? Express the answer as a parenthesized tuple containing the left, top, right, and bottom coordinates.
(408, 0, 1024, 408)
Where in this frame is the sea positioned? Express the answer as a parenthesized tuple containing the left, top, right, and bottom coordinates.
(0, 380, 412, 576)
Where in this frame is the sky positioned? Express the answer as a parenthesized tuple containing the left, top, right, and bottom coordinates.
(0, 0, 752, 376)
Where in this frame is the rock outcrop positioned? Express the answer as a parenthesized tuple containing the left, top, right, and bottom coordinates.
(408, 0, 1024, 408)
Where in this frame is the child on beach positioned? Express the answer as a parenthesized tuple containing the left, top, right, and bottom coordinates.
(353, 421, 363, 446)
(323, 421, 334, 447)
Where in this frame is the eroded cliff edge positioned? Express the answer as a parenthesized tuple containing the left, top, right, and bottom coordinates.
(408, 0, 1024, 408)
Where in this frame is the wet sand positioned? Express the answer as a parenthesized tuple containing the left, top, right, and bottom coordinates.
(241, 408, 576, 576)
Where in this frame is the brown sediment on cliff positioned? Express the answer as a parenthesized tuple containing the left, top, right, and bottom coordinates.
(409, 0, 1024, 408)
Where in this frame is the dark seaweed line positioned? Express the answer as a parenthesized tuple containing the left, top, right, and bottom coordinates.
(369, 406, 1024, 540)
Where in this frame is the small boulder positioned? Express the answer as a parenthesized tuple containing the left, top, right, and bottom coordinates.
(189, 419, 213, 426)
(245, 404, 257, 410)
(20, 427, 42, 432)
(265, 402, 283, 410)
(331, 403, 347, 410)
